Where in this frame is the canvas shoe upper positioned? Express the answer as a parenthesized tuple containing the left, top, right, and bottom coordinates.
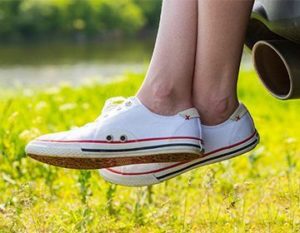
(25, 97, 204, 169)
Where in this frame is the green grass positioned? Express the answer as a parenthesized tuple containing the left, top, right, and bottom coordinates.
(0, 70, 300, 232)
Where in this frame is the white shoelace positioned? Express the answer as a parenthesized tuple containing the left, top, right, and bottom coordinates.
(101, 96, 127, 114)
(76, 96, 133, 129)
(96, 96, 134, 121)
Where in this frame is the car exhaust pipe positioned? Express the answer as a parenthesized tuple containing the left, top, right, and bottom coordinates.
(245, 1, 300, 100)
(252, 40, 300, 100)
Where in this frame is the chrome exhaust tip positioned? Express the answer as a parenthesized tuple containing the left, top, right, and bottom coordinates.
(252, 40, 300, 100)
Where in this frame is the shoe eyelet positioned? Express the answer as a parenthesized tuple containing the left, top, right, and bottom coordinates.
(106, 135, 113, 142)
(125, 101, 132, 107)
(120, 135, 127, 142)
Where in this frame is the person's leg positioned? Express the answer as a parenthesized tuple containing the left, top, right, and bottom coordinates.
(137, 0, 197, 115)
(193, 0, 254, 125)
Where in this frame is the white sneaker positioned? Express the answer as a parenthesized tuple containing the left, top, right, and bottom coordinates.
(25, 97, 204, 169)
(99, 103, 260, 186)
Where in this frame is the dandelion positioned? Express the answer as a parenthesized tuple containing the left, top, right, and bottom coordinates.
(19, 128, 41, 141)
(35, 101, 48, 111)
(0, 204, 5, 214)
(45, 87, 60, 95)
(284, 137, 297, 144)
(59, 103, 77, 111)
(23, 89, 34, 97)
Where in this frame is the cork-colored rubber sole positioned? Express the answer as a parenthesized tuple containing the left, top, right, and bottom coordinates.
(28, 152, 203, 169)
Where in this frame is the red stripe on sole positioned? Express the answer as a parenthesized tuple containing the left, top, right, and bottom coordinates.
(105, 130, 258, 176)
(38, 136, 203, 144)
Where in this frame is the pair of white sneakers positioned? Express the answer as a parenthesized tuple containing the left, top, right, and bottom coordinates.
(26, 96, 259, 186)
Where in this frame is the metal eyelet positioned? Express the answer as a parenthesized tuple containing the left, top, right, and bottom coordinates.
(125, 101, 132, 107)
(106, 135, 113, 142)
(120, 135, 127, 142)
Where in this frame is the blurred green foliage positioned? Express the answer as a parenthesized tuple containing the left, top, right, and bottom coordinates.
(0, 0, 161, 40)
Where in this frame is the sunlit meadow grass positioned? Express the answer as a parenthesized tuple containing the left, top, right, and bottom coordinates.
(0, 70, 300, 232)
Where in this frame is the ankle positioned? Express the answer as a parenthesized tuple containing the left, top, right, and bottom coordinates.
(194, 96, 239, 126)
(137, 83, 193, 115)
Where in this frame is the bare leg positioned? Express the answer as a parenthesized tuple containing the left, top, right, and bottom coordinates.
(193, 0, 254, 125)
(137, 0, 197, 115)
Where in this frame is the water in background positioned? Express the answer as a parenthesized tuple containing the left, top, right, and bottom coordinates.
(0, 39, 252, 89)
(0, 39, 154, 89)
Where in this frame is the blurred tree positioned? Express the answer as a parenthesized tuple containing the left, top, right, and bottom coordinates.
(134, 0, 161, 29)
(0, 0, 22, 39)
(0, 0, 161, 41)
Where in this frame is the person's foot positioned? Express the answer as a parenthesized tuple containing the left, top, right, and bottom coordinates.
(99, 103, 259, 186)
(25, 97, 204, 169)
